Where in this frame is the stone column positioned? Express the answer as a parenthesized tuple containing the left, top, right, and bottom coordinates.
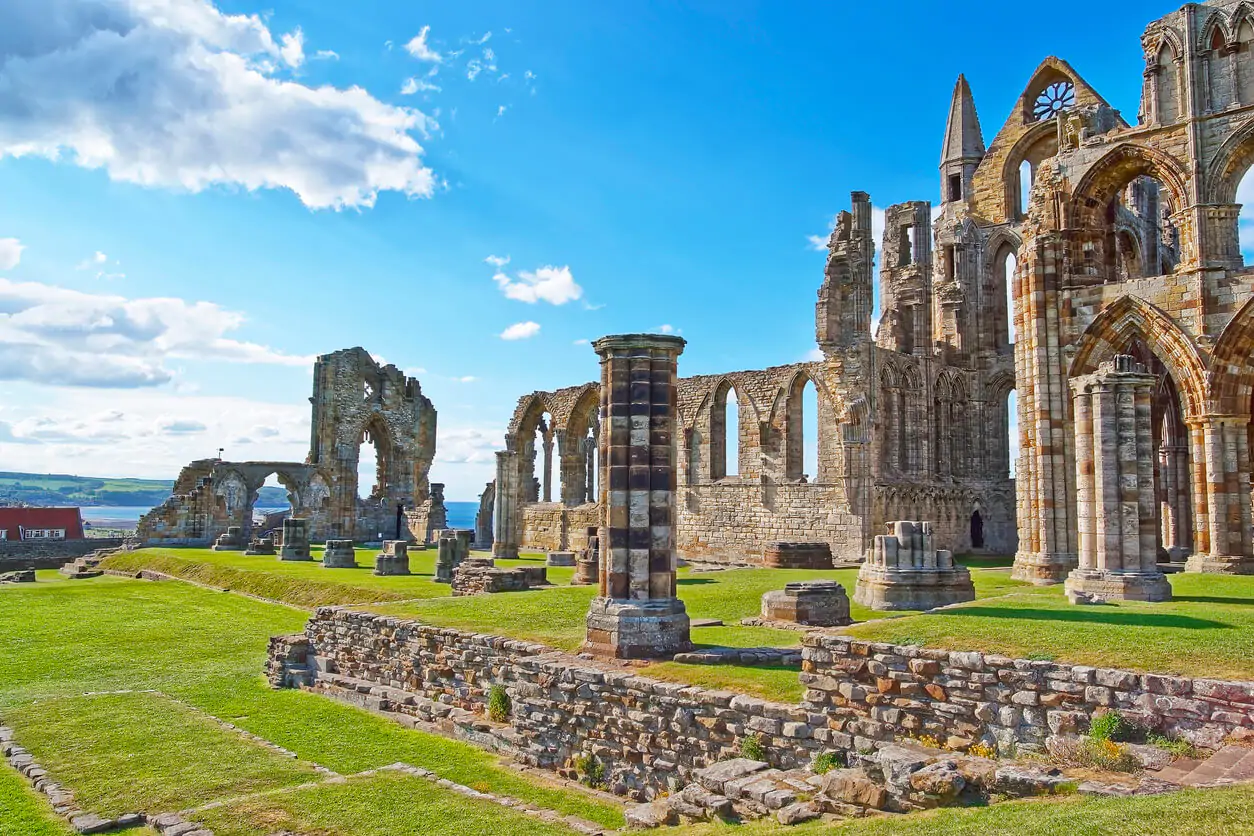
(583, 334, 692, 659)
(1065, 357, 1171, 603)
(541, 433, 554, 503)
(584, 434, 596, 503)
(1186, 416, 1254, 573)
(492, 450, 519, 560)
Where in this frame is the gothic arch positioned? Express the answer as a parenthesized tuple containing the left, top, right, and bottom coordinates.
(1068, 296, 1208, 416)
(1203, 113, 1254, 203)
(1199, 11, 1231, 51)
(1208, 294, 1254, 414)
(1068, 143, 1191, 231)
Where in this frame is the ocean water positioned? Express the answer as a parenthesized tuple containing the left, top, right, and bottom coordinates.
(79, 501, 481, 531)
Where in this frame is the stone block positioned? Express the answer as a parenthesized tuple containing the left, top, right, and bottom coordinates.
(854, 522, 974, 611)
(763, 542, 834, 570)
(374, 540, 410, 576)
(322, 540, 357, 569)
(546, 551, 577, 567)
(761, 581, 852, 626)
(211, 526, 245, 551)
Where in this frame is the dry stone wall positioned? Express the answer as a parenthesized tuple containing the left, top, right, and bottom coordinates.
(268, 608, 1254, 800)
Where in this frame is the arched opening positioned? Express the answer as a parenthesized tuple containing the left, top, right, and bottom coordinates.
(358, 421, 388, 501)
(1018, 160, 1033, 217)
(970, 510, 985, 549)
(1098, 175, 1179, 281)
(1206, 26, 1228, 112)
(1239, 20, 1254, 104)
(528, 411, 554, 502)
(562, 390, 599, 506)
(1006, 390, 1019, 478)
(255, 473, 291, 534)
(725, 390, 740, 478)
(991, 244, 1018, 349)
(802, 381, 819, 482)
(785, 377, 821, 482)
(1157, 42, 1181, 124)
(1238, 166, 1254, 264)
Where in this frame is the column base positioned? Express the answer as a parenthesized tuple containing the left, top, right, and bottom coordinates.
(583, 597, 692, 659)
(1064, 570, 1172, 604)
(1011, 552, 1077, 585)
(852, 567, 975, 612)
(1184, 553, 1254, 575)
(279, 549, 312, 562)
(492, 544, 519, 560)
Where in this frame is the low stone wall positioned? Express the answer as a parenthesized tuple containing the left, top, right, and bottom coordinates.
(270, 608, 831, 798)
(800, 635, 1254, 750)
(268, 609, 1254, 800)
(520, 504, 597, 552)
(0, 538, 124, 571)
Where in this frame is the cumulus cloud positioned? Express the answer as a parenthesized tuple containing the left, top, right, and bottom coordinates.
(400, 77, 441, 95)
(485, 254, 509, 268)
(404, 25, 443, 62)
(0, 276, 311, 388)
(0, 239, 24, 270)
(500, 321, 540, 340)
(0, 0, 437, 210)
(436, 426, 500, 465)
(655, 324, 677, 335)
(279, 27, 304, 68)
(493, 265, 582, 305)
(313, 49, 338, 61)
(77, 251, 108, 270)
(156, 417, 207, 434)
(456, 375, 477, 383)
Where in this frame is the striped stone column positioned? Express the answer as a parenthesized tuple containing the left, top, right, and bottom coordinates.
(1065, 356, 1171, 603)
(583, 334, 692, 659)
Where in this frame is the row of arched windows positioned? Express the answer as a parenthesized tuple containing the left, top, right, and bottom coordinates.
(697, 379, 822, 484)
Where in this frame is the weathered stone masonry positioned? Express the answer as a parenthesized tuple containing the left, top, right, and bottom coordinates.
(269, 608, 1254, 798)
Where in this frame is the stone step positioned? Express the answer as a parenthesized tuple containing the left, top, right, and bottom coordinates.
(1153, 745, 1254, 787)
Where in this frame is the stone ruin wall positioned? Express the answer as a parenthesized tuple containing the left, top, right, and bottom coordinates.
(268, 608, 1254, 798)
(138, 347, 441, 546)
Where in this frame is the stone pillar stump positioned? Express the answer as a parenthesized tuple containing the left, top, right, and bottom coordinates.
(1065, 356, 1172, 603)
(374, 540, 410, 576)
(278, 518, 311, 561)
(322, 540, 357, 568)
(854, 521, 975, 611)
(582, 334, 692, 659)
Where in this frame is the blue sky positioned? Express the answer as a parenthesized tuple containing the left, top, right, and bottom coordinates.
(0, 0, 1210, 499)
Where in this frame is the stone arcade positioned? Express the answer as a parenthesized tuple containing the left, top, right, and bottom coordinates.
(137, 348, 444, 546)
(481, 0, 1254, 585)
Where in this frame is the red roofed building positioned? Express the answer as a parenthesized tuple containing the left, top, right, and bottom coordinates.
(0, 508, 85, 542)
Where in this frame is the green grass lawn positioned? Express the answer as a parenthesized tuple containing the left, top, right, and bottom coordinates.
(102, 547, 575, 609)
(6, 692, 320, 818)
(846, 572, 1254, 680)
(0, 762, 73, 836)
(678, 783, 1254, 835)
(195, 770, 576, 836)
(0, 575, 623, 833)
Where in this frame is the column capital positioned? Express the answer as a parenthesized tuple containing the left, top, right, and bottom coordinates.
(593, 333, 686, 357)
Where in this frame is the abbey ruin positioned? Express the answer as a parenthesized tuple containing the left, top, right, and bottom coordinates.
(138, 347, 445, 545)
(486, 0, 1254, 585)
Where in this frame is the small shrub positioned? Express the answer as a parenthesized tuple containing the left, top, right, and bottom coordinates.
(487, 684, 511, 723)
(1089, 710, 1131, 743)
(1145, 732, 1200, 760)
(1047, 736, 1140, 774)
(740, 734, 766, 762)
(574, 754, 606, 789)
(812, 752, 844, 774)
(967, 741, 997, 760)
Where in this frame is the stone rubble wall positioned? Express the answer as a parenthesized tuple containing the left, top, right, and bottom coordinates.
(268, 609, 1254, 800)
(801, 635, 1254, 751)
(0, 538, 125, 571)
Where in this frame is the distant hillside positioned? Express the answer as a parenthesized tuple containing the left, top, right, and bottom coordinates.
(0, 471, 288, 508)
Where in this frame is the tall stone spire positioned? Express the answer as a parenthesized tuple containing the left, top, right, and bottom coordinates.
(940, 75, 985, 204)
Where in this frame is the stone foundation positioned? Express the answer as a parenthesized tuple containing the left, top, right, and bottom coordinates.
(279, 518, 311, 561)
(760, 581, 851, 627)
(583, 597, 693, 660)
(0, 570, 35, 584)
(373, 541, 410, 576)
(854, 521, 975, 611)
(268, 608, 1254, 799)
(546, 551, 576, 567)
(245, 537, 276, 555)
(322, 540, 357, 569)
(1065, 570, 1172, 604)
(211, 526, 245, 551)
(451, 561, 533, 596)
(763, 543, 834, 570)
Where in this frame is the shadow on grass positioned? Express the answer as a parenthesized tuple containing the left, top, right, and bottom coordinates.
(941, 606, 1229, 629)
(1172, 594, 1254, 606)
(677, 578, 717, 586)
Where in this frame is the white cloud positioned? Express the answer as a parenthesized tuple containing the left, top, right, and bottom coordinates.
(493, 265, 582, 305)
(808, 207, 886, 252)
(435, 426, 500, 465)
(313, 49, 338, 61)
(496, 105, 507, 118)
(456, 376, 477, 383)
(400, 77, 441, 95)
(572, 338, 589, 346)
(804, 347, 824, 361)
(156, 417, 207, 434)
(279, 27, 304, 68)
(469, 32, 492, 45)
(404, 25, 443, 62)
(77, 251, 108, 270)
(0, 0, 437, 210)
(0, 239, 24, 270)
(0, 276, 312, 388)
(484, 254, 510, 268)
(500, 321, 540, 340)
(656, 324, 677, 334)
